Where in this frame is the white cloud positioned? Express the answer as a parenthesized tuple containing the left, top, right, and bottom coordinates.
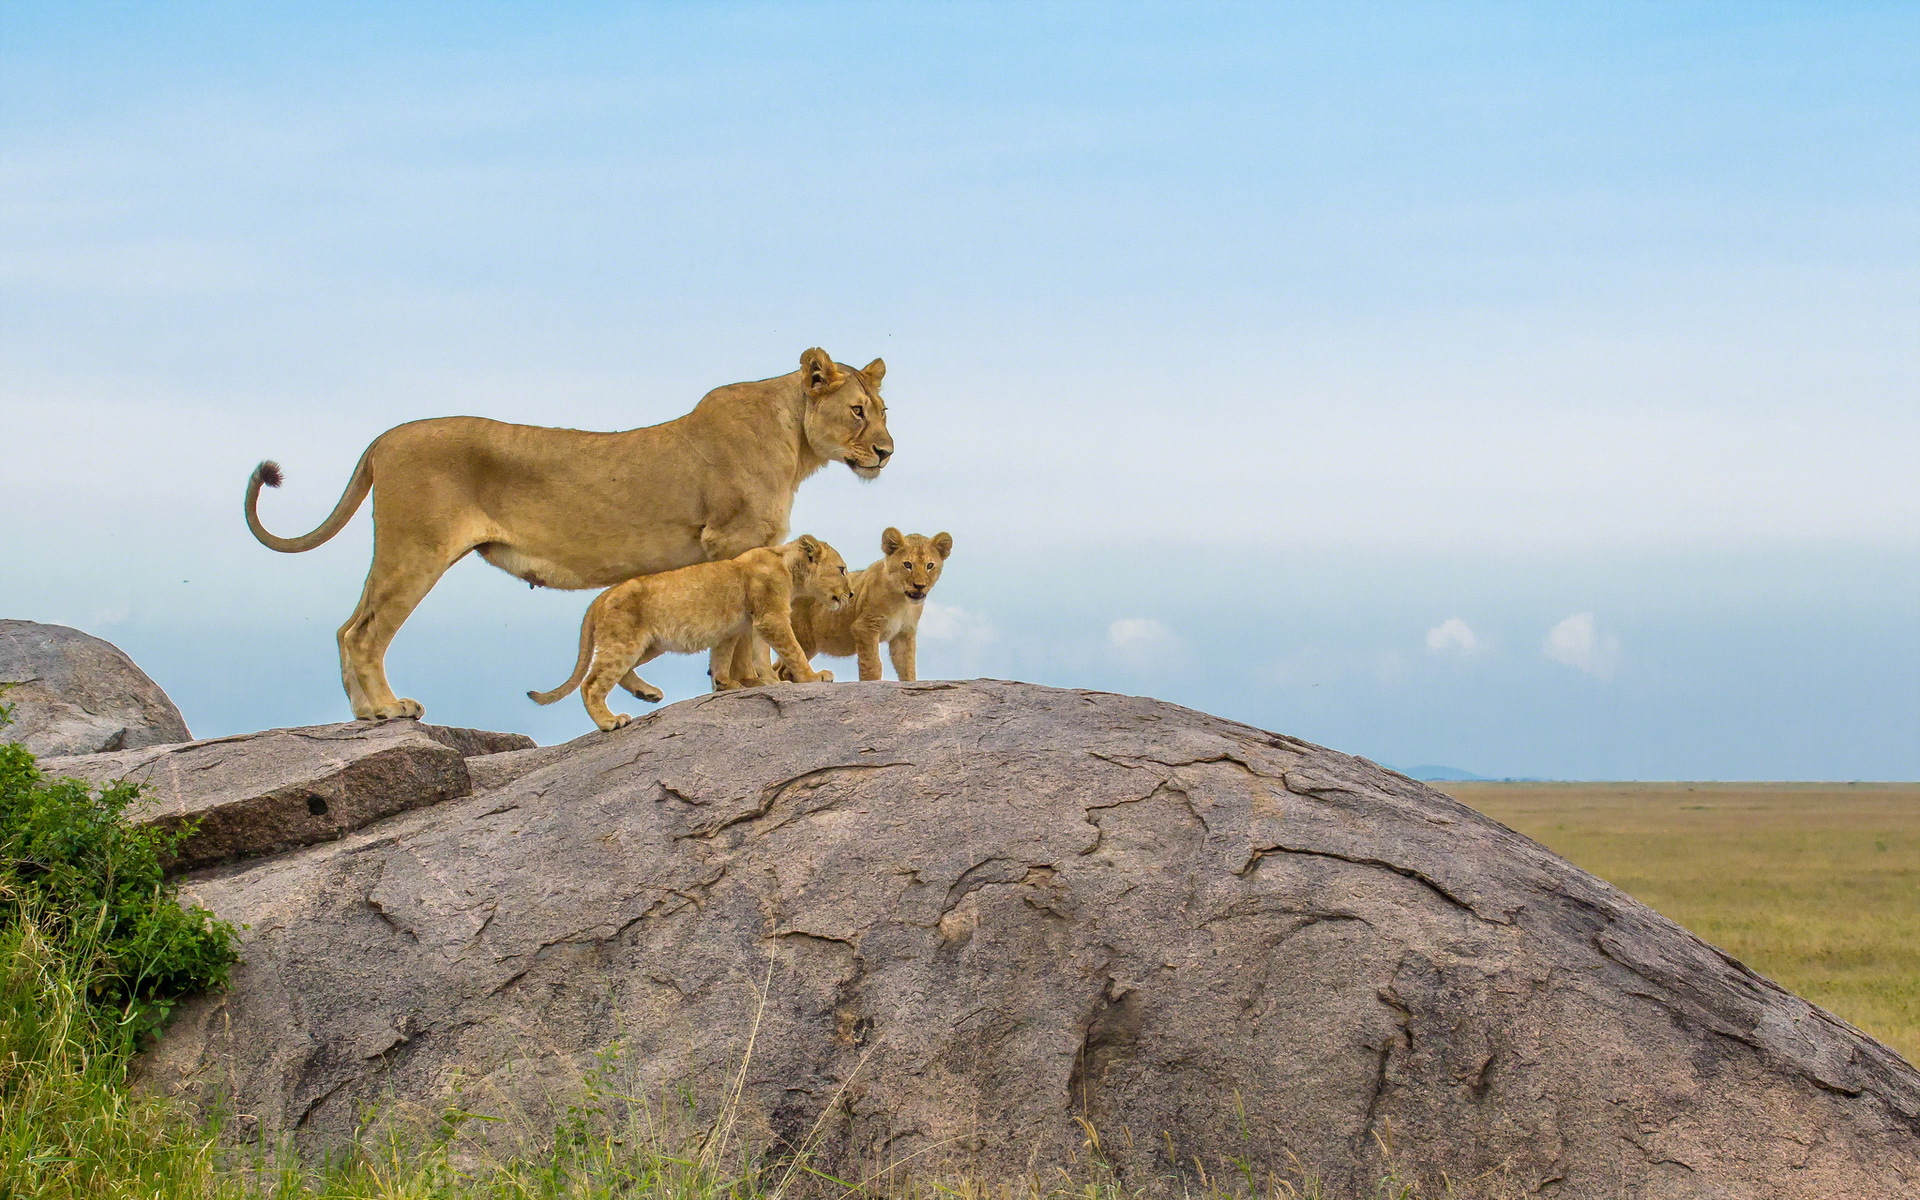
(912, 602, 1000, 680)
(1543, 612, 1621, 679)
(919, 602, 997, 647)
(1106, 617, 1183, 666)
(1424, 617, 1483, 656)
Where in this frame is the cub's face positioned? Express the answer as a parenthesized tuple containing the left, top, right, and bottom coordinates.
(798, 539, 854, 610)
(800, 351, 894, 480)
(880, 528, 953, 603)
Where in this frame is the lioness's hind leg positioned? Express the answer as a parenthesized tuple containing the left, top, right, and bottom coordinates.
(340, 534, 464, 720)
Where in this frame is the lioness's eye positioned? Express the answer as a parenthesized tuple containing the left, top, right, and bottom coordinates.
(851, 405, 865, 419)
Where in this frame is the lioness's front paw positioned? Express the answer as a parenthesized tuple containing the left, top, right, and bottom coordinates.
(371, 698, 424, 720)
(815, 669, 834, 683)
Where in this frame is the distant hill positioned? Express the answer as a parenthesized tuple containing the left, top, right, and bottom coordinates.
(1399, 764, 1491, 781)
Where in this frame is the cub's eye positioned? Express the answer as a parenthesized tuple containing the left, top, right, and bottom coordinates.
(851, 405, 865, 420)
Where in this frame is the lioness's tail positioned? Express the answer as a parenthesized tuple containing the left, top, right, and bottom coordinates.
(529, 599, 598, 706)
(244, 449, 374, 553)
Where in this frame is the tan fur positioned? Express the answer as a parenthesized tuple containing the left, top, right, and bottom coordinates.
(244, 349, 892, 720)
(788, 528, 952, 682)
(529, 537, 854, 731)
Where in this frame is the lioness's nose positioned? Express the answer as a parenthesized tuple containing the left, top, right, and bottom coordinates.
(873, 446, 892, 462)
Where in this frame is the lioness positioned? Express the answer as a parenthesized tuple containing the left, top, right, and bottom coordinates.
(244, 349, 892, 720)
(787, 527, 953, 682)
(529, 536, 853, 731)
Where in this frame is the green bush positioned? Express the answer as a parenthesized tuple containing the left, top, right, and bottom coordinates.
(0, 701, 237, 1046)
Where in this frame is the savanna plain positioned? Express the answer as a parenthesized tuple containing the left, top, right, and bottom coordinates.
(1441, 780, 1920, 1063)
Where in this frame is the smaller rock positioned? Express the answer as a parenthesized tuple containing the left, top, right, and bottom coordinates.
(0, 620, 191, 756)
(37, 720, 524, 871)
(417, 726, 536, 758)
(465, 741, 574, 792)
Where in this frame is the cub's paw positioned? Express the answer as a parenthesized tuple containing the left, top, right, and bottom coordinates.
(596, 713, 634, 732)
(815, 669, 835, 683)
(623, 681, 665, 702)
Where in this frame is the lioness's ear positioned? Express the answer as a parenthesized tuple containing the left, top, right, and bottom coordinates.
(797, 534, 822, 562)
(881, 527, 905, 556)
(932, 532, 953, 560)
(800, 348, 842, 395)
(861, 358, 886, 388)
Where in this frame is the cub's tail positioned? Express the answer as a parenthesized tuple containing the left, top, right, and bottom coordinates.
(529, 600, 598, 705)
(244, 449, 374, 553)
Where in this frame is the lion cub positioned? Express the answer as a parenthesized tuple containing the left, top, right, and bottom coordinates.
(530, 536, 853, 731)
(787, 527, 952, 682)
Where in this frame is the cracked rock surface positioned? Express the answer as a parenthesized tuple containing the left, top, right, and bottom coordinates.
(42, 721, 534, 870)
(0, 619, 190, 756)
(141, 681, 1920, 1196)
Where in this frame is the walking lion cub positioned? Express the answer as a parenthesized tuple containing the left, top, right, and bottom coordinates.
(786, 527, 953, 682)
(530, 536, 852, 731)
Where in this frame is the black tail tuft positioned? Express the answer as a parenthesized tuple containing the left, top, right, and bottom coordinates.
(256, 460, 283, 488)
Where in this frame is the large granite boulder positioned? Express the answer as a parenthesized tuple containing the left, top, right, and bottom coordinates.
(141, 682, 1920, 1197)
(43, 721, 534, 871)
(0, 620, 190, 756)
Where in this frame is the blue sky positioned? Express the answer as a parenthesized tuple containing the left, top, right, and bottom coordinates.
(3, 3, 1916, 777)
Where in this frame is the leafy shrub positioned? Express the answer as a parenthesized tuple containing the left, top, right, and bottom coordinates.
(0, 701, 237, 1045)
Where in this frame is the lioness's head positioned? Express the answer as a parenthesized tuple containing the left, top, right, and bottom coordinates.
(787, 534, 855, 610)
(880, 527, 952, 603)
(799, 348, 893, 480)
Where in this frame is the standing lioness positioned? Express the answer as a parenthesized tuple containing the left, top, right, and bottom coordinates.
(529, 537, 853, 731)
(244, 349, 892, 720)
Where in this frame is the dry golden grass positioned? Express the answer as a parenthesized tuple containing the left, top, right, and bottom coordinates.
(1440, 781, 1920, 1064)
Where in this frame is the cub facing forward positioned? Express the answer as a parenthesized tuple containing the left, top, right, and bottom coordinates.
(530, 536, 852, 731)
(788, 527, 952, 682)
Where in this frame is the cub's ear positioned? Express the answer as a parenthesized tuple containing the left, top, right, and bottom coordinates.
(881, 527, 905, 556)
(796, 534, 823, 562)
(800, 348, 842, 395)
(861, 358, 886, 388)
(931, 532, 953, 560)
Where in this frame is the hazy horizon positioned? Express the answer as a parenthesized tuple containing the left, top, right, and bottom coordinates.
(4, 4, 1917, 779)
